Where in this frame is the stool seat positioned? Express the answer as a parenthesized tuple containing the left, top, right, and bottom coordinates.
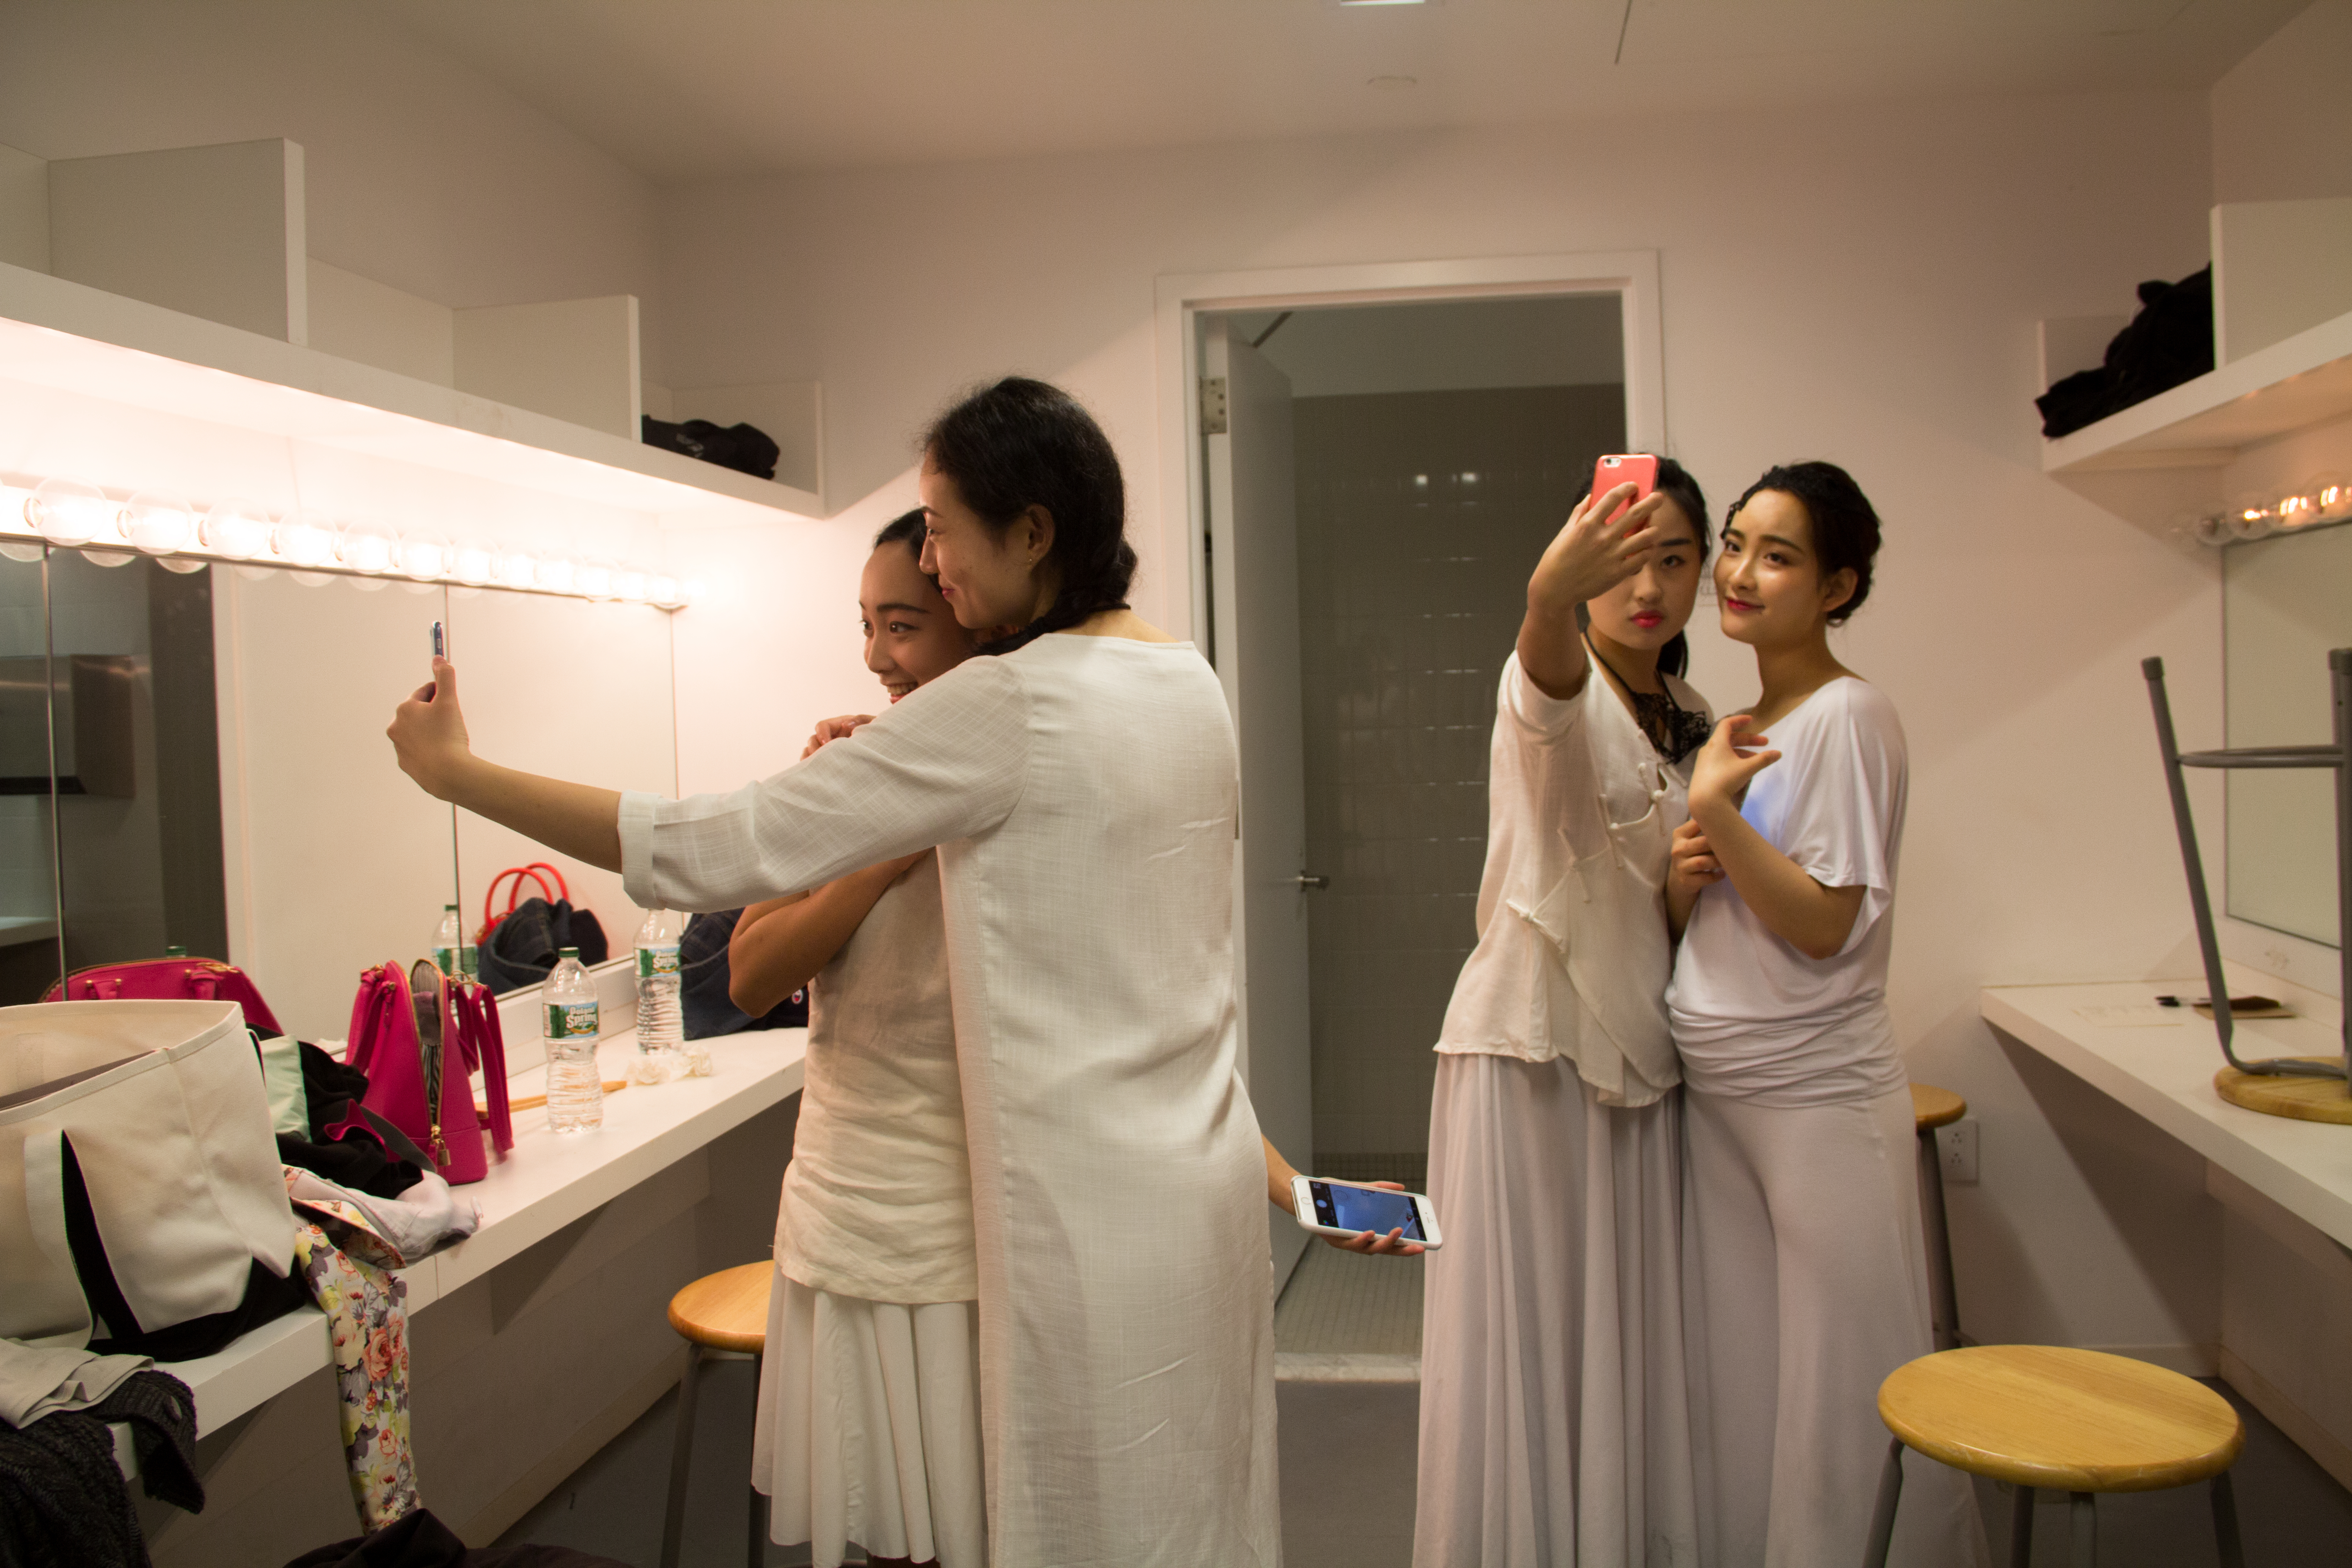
(1879, 1346, 2244, 1494)
(667, 1262, 773, 1354)
(1911, 1082, 1966, 1132)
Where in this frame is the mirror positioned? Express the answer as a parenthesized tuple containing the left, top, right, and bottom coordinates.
(2223, 524, 2352, 946)
(0, 548, 58, 1005)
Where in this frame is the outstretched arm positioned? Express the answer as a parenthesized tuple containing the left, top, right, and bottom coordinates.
(1684, 715, 1867, 961)
(1516, 482, 1664, 700)
(388, 658, 624, 867)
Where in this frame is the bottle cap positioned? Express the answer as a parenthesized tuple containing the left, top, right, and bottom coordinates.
(445, 903, 458, 911)
(164, 944, 186, 957)
(559, 947, 580, 959)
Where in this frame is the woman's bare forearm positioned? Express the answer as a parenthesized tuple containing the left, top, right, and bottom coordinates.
(445, 754, 624, 871)
(1687, 798, 1867, 960)
(728, 862, 906, 1015)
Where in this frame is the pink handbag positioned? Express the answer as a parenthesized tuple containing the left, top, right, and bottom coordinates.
(330, 960, 513, 1186)
(44, 956, 285, 1036)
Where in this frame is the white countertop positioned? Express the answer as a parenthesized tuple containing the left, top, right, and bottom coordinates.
(1980, 965, 2352, 1249)
(159, 1025, 807, 1433)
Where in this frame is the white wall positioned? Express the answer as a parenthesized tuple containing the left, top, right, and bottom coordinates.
(658, 89, 2230, 1358)
(2212, 0, 2352, 206)
(0, 1, 668, 375)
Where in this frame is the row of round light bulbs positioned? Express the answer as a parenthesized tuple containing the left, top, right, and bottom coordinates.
(2188, 476, 2352, 547)
(0, 476, 698, 608)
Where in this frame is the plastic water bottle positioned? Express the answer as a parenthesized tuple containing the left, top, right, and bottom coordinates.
(632, 908, 684, 1083)
(542, 947, 603, 1132)
(431, 904, 478, 981)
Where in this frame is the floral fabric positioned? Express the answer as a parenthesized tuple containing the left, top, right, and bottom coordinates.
(289, 1214, 418, 1528)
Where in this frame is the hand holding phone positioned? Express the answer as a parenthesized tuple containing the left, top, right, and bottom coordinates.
(431, 620, 446, 660)
(1591, 454, 1660, 524)
(1290, 1176, 1441, 1252)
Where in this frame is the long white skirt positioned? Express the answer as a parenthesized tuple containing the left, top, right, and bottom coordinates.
(751, 1268, 989, 1568)
(1682, 1086, 1985, 1568)
(1415, 1052, 1700, 1568)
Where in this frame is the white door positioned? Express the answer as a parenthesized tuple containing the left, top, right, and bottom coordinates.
(1203, 319, 1315, 1280)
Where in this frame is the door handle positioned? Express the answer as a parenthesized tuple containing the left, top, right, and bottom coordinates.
(1296, 874, 1329, 890)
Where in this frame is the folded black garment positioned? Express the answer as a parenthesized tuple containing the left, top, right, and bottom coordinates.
(276, 1132, 424, 1202)
(0, 1370, 201, 1568)
(284, 1507, 630, 1567)
(641, 415, 779, 480)
(2036, 267, 2214, 438)
(300, 1041, 370, 1142)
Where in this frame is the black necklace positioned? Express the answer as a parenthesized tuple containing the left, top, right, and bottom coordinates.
(1584, 634, 1711, 764)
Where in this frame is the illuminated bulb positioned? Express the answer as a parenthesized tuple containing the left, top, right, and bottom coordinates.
(496, 547, 537, 590)
(615, 569, 647, 603)
(397, 531, 449, 581)
(158, 556, 207, 574)
(451, 542, 492, 585)
(574, 560, 613, 599)
(201, 498, 273, 559)
(337, 523, 395, 575)
(81, 549, 137, 568)
(274, 516, 333, 568)
(535, 556, 576, 594)
(28, 478, 111, 548)
(648, 575, 681, 608)
(0, 485, 39, 562)
(2313, 473, 2352, 523)
(2193, 513, 2231, 547)
(2278, 488, 2319, 529)
(122, 490, 195, 555)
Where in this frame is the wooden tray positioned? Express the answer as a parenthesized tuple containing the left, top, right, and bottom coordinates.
(2216, 1061, 2352, 1124)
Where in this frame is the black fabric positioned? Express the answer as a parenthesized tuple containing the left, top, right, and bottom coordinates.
(476, 898, 609, 996)
(56, 1134, 307, 1362)
(640, 416, 780, 480)
(275, 1132, 423, 1201)
(299, 1040, 370, 1142)
(282, 1507, 630, 1568)
(0, 1371, 201, 1568)
(679, 908, 808, 1039)
(2035, 267, 2214, 438)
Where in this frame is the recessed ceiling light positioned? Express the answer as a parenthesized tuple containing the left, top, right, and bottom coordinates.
(1368, 75, 1419, 90)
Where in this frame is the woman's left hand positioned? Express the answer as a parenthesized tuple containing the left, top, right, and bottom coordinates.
(801, 713, 875, 760)
(1687, 713, 1780, 821)
(1322, 1181, 1427, 1257)
(388, 657, 474, 801)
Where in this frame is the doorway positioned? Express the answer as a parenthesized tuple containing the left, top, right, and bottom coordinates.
(1194, 284, 1636, 1314)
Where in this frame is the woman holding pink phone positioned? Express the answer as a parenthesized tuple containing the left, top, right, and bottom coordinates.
(1416, 456, 1714, 1568)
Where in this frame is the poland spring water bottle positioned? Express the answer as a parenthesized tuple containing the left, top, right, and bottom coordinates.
(632, 908, 684, 1082)
(542, 947, 603, 1132)
(431, 903, 478, 981)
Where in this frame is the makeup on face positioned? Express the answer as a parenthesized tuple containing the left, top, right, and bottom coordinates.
(861, 543, 972, 698)
(1714, 489, 1828, 642)
(1588, 496, 1703, 652)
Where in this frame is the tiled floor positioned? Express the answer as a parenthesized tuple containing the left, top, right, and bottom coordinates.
(1274, 1240, 1425, 1357)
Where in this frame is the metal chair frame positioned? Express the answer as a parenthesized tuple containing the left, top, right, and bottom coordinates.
(1863, 1435, 2244, 1568)
(2142, 651, 2352, 1081)
(658, 1340, 769, 1568)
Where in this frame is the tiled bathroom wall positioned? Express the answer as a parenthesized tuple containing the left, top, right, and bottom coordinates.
(1294, 384, 1626, 1178)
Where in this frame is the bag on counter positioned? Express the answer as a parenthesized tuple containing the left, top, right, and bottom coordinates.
(476, 864, 608, 995)
(641, 415, 780, 480)
(0, 1000, 301, 1355)
(328, 961, 513, 1186)
(43, 954, 285, 1036)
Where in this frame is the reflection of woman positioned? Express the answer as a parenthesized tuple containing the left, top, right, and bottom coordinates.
(388, 379, 1280, 1564)
(725, 510, 984, 1568)
(1665, 464, 1978, 1567)
(1416, 462, 1711, 1568)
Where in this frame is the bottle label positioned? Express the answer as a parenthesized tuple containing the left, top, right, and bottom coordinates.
(460, 944, 479, 980)
(545, 1001, 601, 1040)
(637, 943, 681, 979)
(433, 945, 456, 976)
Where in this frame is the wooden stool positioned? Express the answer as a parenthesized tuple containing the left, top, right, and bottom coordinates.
(659, 1262, 774, 1568)
(1911, 1083, 1967, 1352)
(1864, 1345, 2246, 1568)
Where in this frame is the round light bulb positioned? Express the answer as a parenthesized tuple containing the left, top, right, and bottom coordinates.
(2278, 487, 2319, 529)
(28, 478, 111, 548)
(2193, 513, 2231, 547)
(201, 498, 273, 559)
(535, 556, 576, 594)
(397, 530, 449, 581)
(451, 542, 492, 585)
(122, 490, 195, 555)
(574, 560, 613, 599)
(497, 548, 537, 590)
(648, 574, 682, 608)
(274, 516, 333, 568)
(337, 522, 395, 575)
(615, 569, 647, 603)
(158, 556, 207, 574)
(2313, 472, 2351, 523)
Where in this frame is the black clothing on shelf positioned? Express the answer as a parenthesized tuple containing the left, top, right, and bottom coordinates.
(640, 416, 780, 481)
(2035, 267, 2214, 438)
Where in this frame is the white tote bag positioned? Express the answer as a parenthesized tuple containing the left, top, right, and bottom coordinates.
(0, 1000, 295, 1349)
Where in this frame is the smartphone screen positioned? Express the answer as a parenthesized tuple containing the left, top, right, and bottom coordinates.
(1307, 1180, 1427, 1240)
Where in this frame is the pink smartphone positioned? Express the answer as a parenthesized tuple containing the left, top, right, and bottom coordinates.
(1591, 454, 1659, 521)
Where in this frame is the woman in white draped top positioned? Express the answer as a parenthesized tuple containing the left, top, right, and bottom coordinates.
(388, 378, 1279, 1566)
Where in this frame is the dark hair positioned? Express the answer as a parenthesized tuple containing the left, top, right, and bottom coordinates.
(872, 508, 926, 561)
(921, 377, 1135, 654)
(1727, 461, 1882, 625)
(1572, 455, 1711, 679)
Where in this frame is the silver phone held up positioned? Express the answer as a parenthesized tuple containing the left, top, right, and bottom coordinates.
(1289, 1175, 1442, 1248)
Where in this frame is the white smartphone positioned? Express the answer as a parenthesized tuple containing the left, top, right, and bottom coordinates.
(1290, 1176, 1442, 1249)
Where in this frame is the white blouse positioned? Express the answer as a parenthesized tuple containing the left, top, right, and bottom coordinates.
(620, 634, 1279, 1568)
(776, 853, 977, 1305)
(1666, 676, 1910, 1108)
(1434, 654, 1707, 1107)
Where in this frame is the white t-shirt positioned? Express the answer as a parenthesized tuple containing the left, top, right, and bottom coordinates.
(1434, 653, 1709, 1107)
(1666, 676, 1909, 1107)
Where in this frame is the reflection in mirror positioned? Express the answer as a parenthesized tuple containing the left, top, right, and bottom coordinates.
(216, 568, 457, 1040)
(446, 588, 677, 1021)
(44, 549, 228, 981)
(0, 549, 59, 1004)
(2224, 525, 2352, 946)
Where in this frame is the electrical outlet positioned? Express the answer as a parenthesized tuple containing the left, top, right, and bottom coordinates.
(1938, 1119, 1979, 1185)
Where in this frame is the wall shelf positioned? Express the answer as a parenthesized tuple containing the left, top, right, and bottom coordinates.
(0, 261, 825, 525)
(2043, 306, 2352, 476)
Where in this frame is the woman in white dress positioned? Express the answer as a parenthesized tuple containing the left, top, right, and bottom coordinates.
(1416, 461, 1713, 1568)
(388, 378, 1281, 1566)
(1664, 462, 1981, 1567)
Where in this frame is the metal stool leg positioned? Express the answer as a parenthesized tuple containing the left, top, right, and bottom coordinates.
(1862, 1437, 1906, 1567)
(661, 1343, 705, 1568)
(2070, 1492, 2097, 1564)
(2007, 1484, 2036, 1568)
(1917, 1125, 1962, 1351)
(748, 1352, 768, 1568)
(2210, 1471, 2245, 1568)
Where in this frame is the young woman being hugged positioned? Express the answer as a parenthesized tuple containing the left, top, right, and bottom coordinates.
(1665, 463, 1980, 1567)
(1416, 460, 1714, 1568)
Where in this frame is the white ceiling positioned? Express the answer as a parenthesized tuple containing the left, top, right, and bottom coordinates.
(377, 0, 2303, 182)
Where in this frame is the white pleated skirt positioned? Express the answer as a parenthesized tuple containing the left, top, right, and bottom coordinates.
(1415, 1051, 1700, 1568)
(751, 1268, 989, 1568)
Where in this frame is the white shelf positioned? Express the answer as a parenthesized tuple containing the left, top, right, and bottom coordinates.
(159, 1024, 807, 1434)
(2042, 306, 2352, 475)
(0, 261, 824, 525)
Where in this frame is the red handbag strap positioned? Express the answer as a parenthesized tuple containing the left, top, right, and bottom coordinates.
(480, 864, 564, 938)
(457, 982, 514, 1154)
(523, 862, 569, 902)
